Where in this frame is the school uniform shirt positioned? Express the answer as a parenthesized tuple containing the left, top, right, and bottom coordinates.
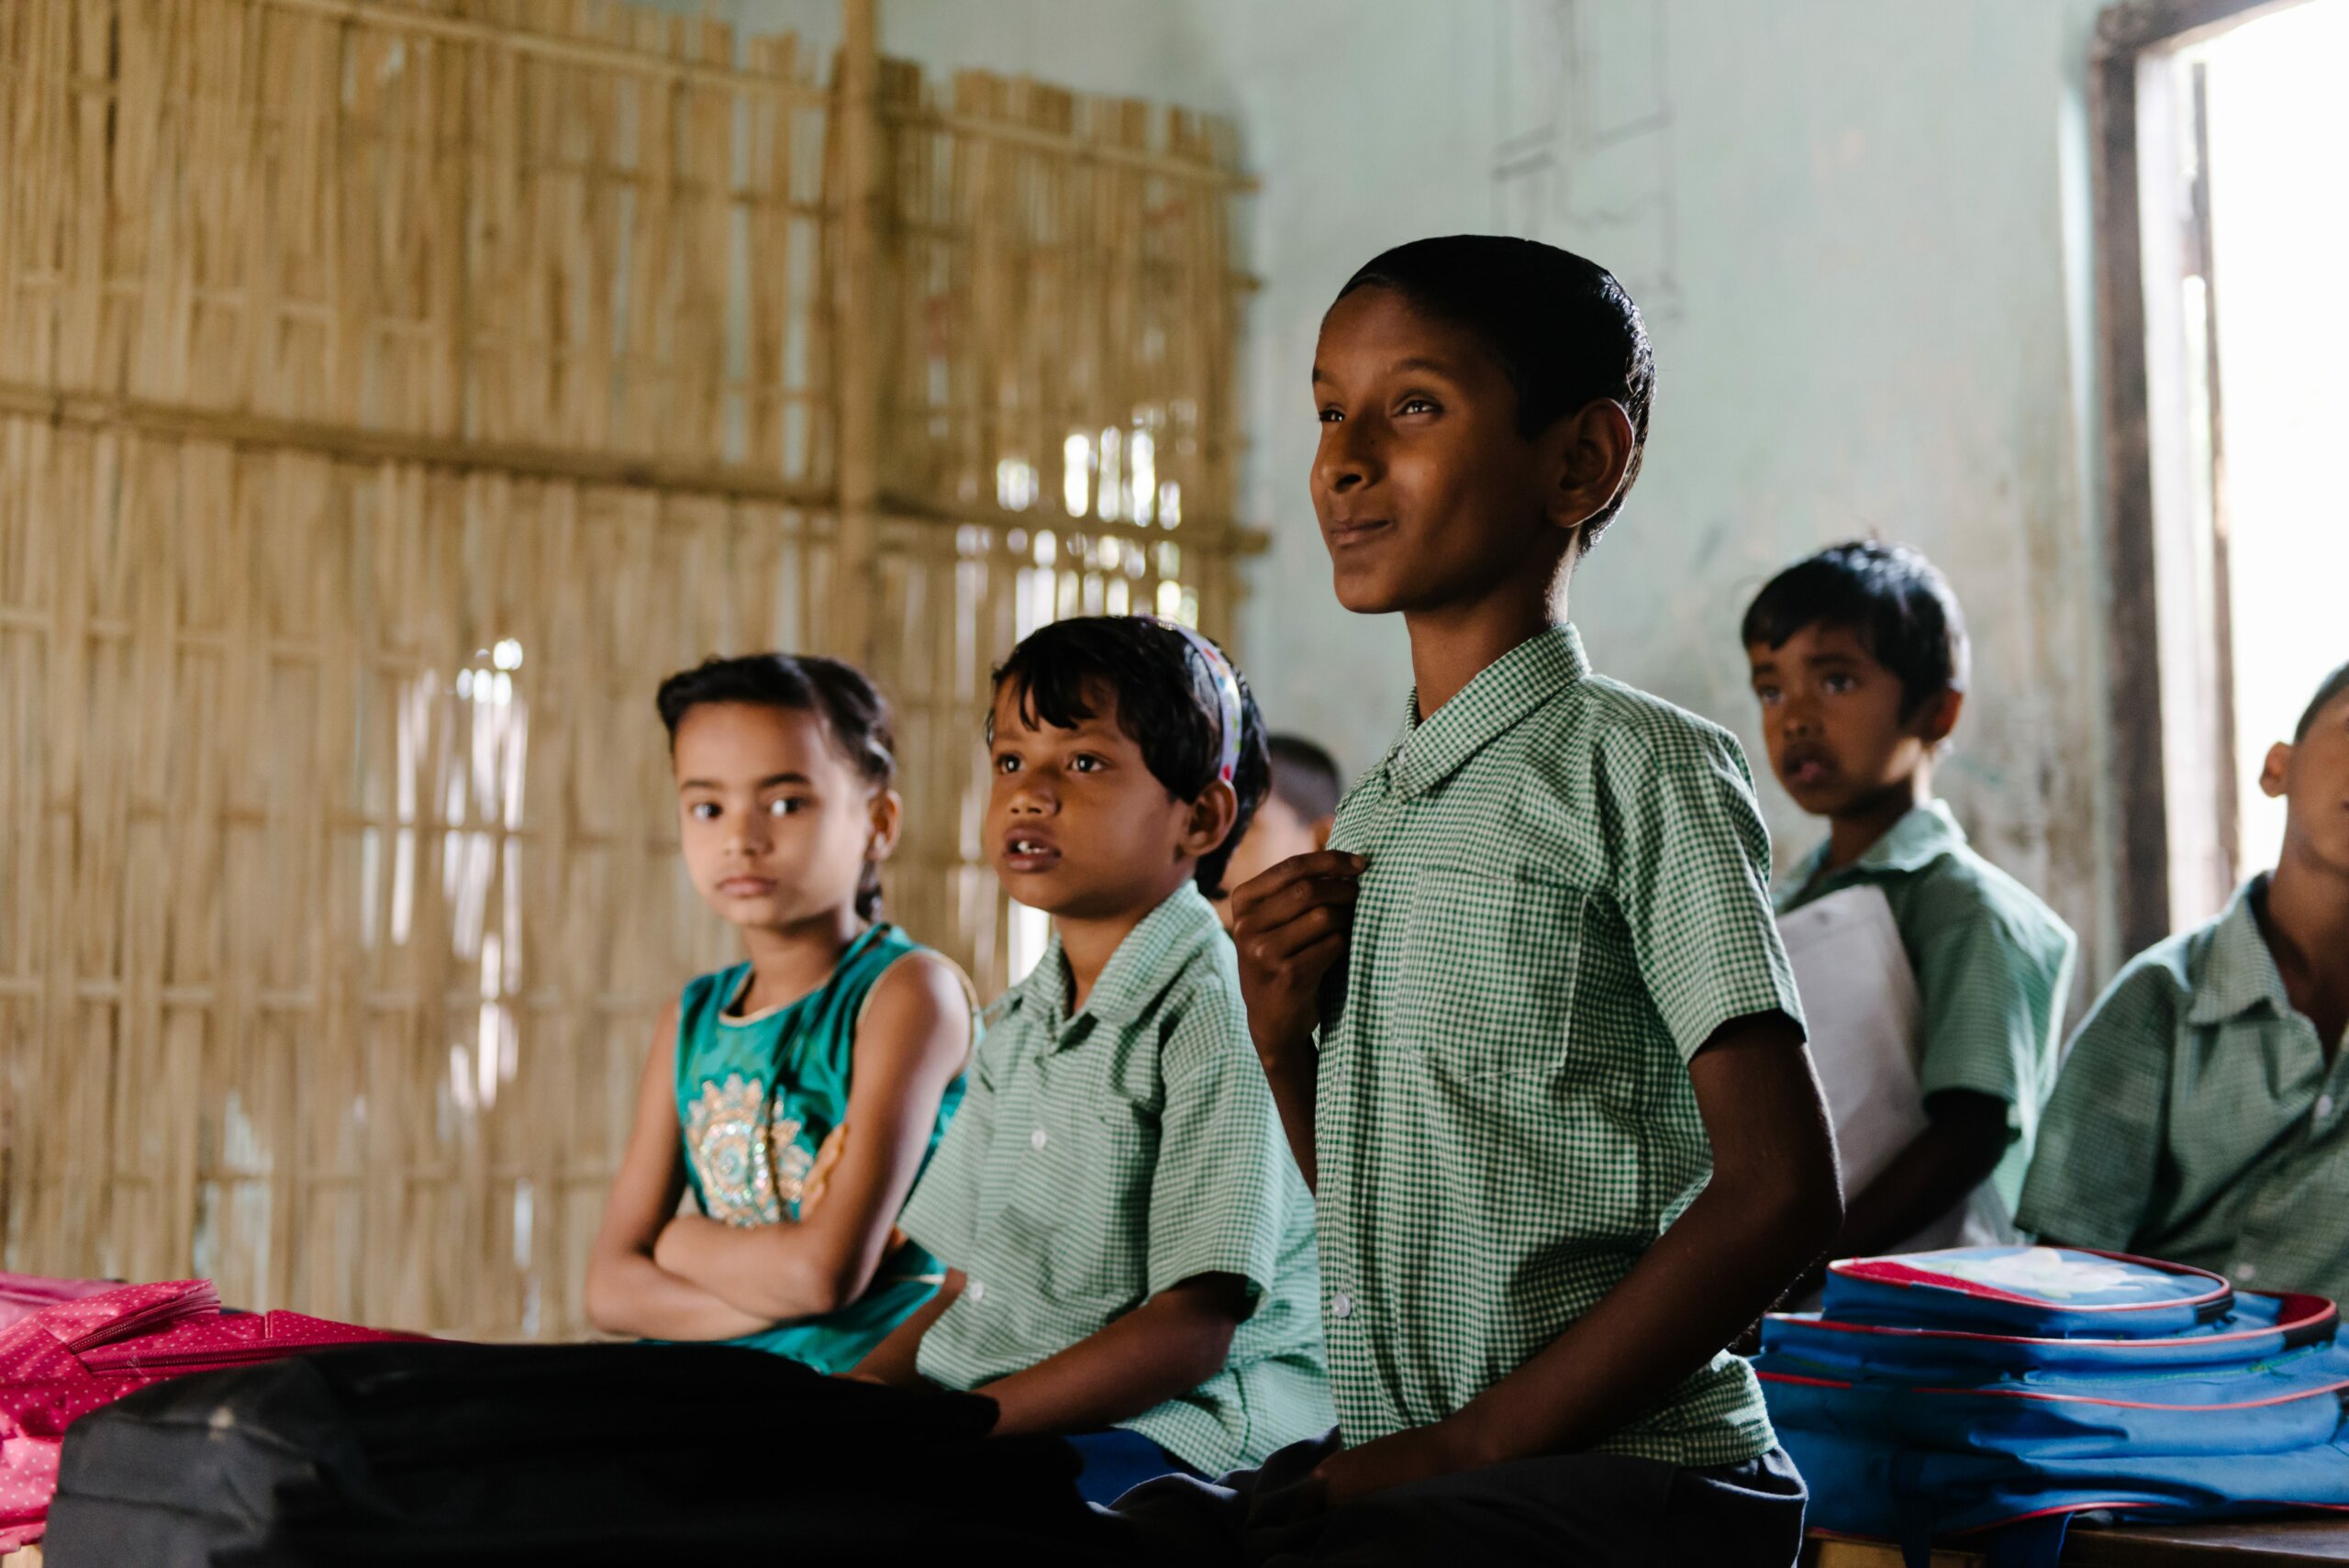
(1316, 623, 1806, 1469)
(896, 882, 1332, 1474)
(2017, 876, 2349, 1304)
(1777, 801, 2077, 1227)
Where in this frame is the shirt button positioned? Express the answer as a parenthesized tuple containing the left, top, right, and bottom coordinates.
(1030, 1128, 1049, 1151)
(1330, 1291, 1353, 1320)
(2318, 1095, 2336, 1119)
(967, 1280, 985, 1303)
(2233, 1262, 2257, 1284)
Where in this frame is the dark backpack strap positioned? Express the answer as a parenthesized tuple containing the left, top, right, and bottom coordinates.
(1982, 1514, 2071, 1568)
(1891, 1447, 2071, 1568)
(1891, 1449, 1936, 1568)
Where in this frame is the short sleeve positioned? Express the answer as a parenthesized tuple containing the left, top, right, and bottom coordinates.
(897, 1040, 996, 1265)
(1910, 884, 2076, 1134)
(2014, 963, 2176, 1250)
(1608, 731, 1806, 1062)
(1142, 987, 1297, 1305)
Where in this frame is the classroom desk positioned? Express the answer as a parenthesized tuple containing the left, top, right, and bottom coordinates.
(1810, 1518, 2349, 1566)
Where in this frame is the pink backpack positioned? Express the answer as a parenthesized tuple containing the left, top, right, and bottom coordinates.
(0, 1274, 419, 1550)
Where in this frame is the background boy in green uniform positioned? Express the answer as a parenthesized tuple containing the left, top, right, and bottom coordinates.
(2020, 662, 2349, 1304)
(1746, 542, 2076, 1277)
(1215, 734, 1345, 931)
(1123, 237, 1842, 1566)
(854, 616, 1331, 1506)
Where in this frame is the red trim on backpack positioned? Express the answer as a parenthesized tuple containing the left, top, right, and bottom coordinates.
(1829, 1247, 2231, 1316)
(1899, 1378, 2349, 1411)
(1791, 1292, 2337, 1350)
(1754, 1372, 1851, 1390)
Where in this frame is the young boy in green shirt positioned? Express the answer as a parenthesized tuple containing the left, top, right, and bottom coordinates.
(854, 616, 1331, 1505)
(1745, 542, 2076, 1274)
(1122, 237, 1842, 1565)
(2020, 662, 2349, 1304)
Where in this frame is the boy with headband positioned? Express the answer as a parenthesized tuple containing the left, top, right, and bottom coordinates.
(854, 617, 1332, 1506)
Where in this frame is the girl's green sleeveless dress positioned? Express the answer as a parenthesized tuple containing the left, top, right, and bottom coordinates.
(673, 923, 966, 1370)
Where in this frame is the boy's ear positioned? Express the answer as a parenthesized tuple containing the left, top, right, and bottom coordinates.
(2259, 740, 2292, 800)
(1546, 399, 1636, 539)
(866, 786, 904, 862)
(1182, 779, 1241, 862)
(1914, 687, 1965, 747)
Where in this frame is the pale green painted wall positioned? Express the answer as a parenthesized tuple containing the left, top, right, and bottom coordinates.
(674, 0, 2126, 987)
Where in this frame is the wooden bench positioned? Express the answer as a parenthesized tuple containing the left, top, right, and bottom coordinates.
(1809, 1519, 2349, 1565)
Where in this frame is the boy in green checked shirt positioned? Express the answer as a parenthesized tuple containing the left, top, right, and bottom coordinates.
(1122, 238, 1842, 1566)
(1746, 542, 2076, 1279)
(2020, 662, 2349, 1304)
(852, 617, 1331, 1507)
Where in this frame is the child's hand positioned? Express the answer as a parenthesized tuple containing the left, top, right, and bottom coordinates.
(1297, 1417, 1485, 1510)
(1229, 851, 1365, 1063)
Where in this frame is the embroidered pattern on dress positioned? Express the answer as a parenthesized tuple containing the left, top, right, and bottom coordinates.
(685, 1073, 817, 1225)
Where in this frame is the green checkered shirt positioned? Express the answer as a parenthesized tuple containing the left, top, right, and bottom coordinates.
(1778, 801, 2077, 1216)
(1317, 624, 1804, 1468)
(2018, 876, 2349, 1303)
(897, 883, 1332, 1473)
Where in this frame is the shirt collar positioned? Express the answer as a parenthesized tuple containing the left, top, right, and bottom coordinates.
(1008, 881, 1223, 1039)
(2188, 875, 2293, 1027)
(1785, 799, 1967, 899)
(1379, 624, 1592, 800)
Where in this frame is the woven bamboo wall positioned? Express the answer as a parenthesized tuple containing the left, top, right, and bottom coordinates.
(0, 0, 1246, 1340)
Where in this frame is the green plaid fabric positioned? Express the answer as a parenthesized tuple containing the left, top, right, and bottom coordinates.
(2018, 876, 2349, 1303)
(898, 883, 1332, 1473)
(1778, 801, 2077, 1215)
(1316, 624, 1804, 1468)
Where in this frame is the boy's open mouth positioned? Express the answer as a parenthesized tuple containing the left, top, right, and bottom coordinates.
(1780, 748, 1836, 789)
(1000, 832, 1061, 873)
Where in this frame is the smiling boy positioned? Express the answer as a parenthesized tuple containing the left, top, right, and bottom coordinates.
(1125, 237, 1841, 1567)
(2020, 662, 2349, 1303)
(852, 617, 1331, 1506)
(1745, 542, 2076, 1273)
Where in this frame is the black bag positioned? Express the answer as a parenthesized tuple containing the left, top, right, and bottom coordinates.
(44, 1340, 1131, 1566)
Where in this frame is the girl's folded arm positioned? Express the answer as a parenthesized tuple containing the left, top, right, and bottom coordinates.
(584, 1004, 774, 1342)
(655, 952, 974, 1322)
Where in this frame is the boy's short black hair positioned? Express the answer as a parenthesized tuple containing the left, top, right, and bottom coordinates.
(2296, 661, 2349, 742)
(1267, 735, 1343, 825)
(1336, 235, 1653, 550)
(1742, 540, 1971, 721)
(655, 653, 896, 918)
(990, 617, 1271, 899)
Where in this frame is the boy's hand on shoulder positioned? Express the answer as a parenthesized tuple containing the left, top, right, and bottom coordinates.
(1230, 851, 1365, 1062)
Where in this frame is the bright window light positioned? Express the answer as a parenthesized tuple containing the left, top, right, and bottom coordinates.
(1063, 433, 1091, 517)
(2203, 1, 2349, 869)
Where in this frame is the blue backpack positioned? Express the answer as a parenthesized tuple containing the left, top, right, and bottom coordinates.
(1756, 1247, 2349, 1568)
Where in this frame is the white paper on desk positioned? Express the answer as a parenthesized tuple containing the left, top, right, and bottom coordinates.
(1779, 884, 2009, 1256)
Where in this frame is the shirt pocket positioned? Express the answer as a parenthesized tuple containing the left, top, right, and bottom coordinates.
(1001, 1068, 1157, 1306)
(1399, 861, 1588, 1084)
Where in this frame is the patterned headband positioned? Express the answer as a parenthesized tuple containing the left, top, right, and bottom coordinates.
(1151, 617, 1242, 786)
